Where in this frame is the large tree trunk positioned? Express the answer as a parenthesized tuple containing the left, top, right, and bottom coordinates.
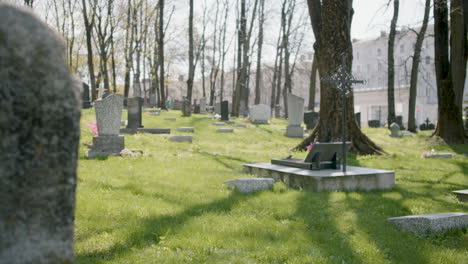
(159, 0, 167, 109)
(297, 0, 383, 155)
(124, 0, 133, 102)
(81, 0, 97, 101)
(186, 0, 194, 113)
(254, 0, 265, 105)
(387, 0, 399, 128)
(432, 0, 466, 142)
(407, 0, 430, 132)
(308, 53, 318, 110)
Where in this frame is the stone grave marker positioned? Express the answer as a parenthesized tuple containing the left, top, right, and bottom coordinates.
(177, 127, 195, 132)
(221, 100, 229, 121)
(82, 82, 92, 109)
(286, 93, 305, 138)
(0, 4, 81, 262)
(215, 102, 221, 114)
(169, 135, 193, 143)
(390, 122, 401, 137)
(355, 112, 361, 128)
(275, 105, 282, 118)
(217, 128, 234, 133)
(224, 178, 275, 193)
(249, 104, 271, 124)
(126, 97, 143, 129)
(86, 94, 125, 158)
(304, 111, 318, 130)
(387, 212, 468, 235)
(200, 97, 207, 113)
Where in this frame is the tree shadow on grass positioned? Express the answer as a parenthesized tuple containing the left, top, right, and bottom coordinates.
(197, 151, 250, 170)
(446, 143, 468, 155)
(76, 191, 260, 263)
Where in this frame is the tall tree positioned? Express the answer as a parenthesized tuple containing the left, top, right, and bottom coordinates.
(407, 0, 430, 132)
(81, 0, 97, 101)
(123, 0, 134, 101)
(432, 0, 466, 142)
(387, 0, 399, 128)
(254, 0, 265, 105)
(158, 0, 167, 109)
(187, 0, 195, 112)
(296, 0, 383, 154)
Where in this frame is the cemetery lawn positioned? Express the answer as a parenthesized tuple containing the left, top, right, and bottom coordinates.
(76, 109, 467, 264)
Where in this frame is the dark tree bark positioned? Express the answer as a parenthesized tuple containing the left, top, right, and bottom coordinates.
(159, 0, 167, 109)
(432, 0, 466, 142)
(123, 0, 133, 101)
(81, 0, 97, 101)
(387, 0, 399, 128)
(407, 0, 430, 132)
(254, 0, 265, 105)
(296, 0, 384, 155)
(308, 53, 318, 110)
(186, 0, 195, 114)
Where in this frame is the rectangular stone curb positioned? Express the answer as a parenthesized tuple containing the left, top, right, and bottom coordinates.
(387, 212, 468, 235)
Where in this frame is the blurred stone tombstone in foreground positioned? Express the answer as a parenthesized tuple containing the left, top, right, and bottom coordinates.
(249, 104, 271, 124)
(0, 4, 81, 263)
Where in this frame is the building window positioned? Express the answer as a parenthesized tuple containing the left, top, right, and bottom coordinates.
(377, 48, 381, 56)
(425, 56, 431, 64)
(400, 44, 404, 53)
(378, 63, 382, 71)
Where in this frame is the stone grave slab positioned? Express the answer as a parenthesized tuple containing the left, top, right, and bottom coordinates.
(387, 212, 468, 235)
(177, 127, 195, 132)
(213, 122, 226, 126)
(169, 135, 193, 143)
(452, 190, 468, 202)
(423, 153, 453, 158)
(217, 128, 234, 133)
(120, 128, 170, 134)
(164, 118, 176, 121)
(236, 124, 248, 128)
(202, 116, 213, 120)
(243, 163, 395, 192)
(224, 178, 275, 193)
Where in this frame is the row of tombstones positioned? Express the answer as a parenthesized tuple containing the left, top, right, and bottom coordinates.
(368, 116, 435, 131)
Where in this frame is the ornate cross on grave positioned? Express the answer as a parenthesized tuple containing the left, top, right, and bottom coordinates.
(321, 60, 365, 173)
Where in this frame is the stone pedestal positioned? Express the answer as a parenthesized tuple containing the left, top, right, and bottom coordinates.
(86, 136, 124, 158)
(286, 125, 304, 138)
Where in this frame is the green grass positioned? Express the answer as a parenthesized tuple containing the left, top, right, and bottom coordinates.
(76, 109, 467, 264)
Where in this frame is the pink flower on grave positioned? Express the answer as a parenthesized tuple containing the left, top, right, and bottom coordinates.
(306, 143, 314, 151)
(86, 121, 98, 136)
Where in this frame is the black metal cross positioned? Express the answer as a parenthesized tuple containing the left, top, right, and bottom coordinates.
(321, 62, 365, 173)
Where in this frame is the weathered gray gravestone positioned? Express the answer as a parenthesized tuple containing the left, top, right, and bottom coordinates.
(390, 122, 401, 137)
(249, 104, 271, 124)
(82, 82, 92, 109)
(286, 93, 305, 138)
(0, 4, 81, 263)
(200, 97, 207, 113)
(221, 101, 229, 121)
(126, 97, 143, 129)
(86, 94, 125, 158)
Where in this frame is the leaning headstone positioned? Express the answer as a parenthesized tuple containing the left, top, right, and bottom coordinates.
(82, 82, 92, 109)
(249, 104, 271, 124)
(286, 93, 305, 138)
(86, 94, 125, 158)
(0, 4, 81, 262)
(126, 97, 143, 129)
(200, 97, 207, 113)
(304, 111, 319, 130)
(387, 212, 468, 235)
(224, 178, 275, 193)
(221, 100, 229, 121)
(390, 122, 401, 137)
